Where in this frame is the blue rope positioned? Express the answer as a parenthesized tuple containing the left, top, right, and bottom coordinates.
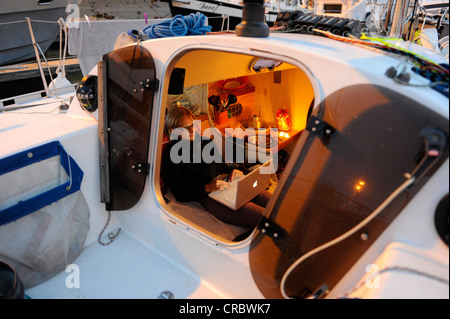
(411, 63, 449, 98)
(143, 13, 212, 39)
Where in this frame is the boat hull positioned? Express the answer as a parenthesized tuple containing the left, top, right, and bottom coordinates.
(0, 1, 69, 66)
(166, 0, 281, 31)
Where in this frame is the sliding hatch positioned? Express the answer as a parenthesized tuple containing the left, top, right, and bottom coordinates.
(98, 44, 156, 211)
(249, 84, 449, 299)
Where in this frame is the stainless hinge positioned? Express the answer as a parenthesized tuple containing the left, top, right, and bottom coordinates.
(258, 217, 286, 240)
(306, 116, 336, 145)
(135, 78, 159, 92)
(306, 116, 336, 136)
(132, 162, 149, 175)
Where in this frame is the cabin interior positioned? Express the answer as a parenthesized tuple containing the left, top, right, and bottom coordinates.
(156, 49, 315, 243)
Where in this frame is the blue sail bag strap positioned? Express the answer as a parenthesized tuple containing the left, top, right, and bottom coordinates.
(0, 141, 84, 226)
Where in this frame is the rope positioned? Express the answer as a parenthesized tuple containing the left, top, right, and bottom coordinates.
(360, 33, 439, 66)
(27, 19, 59, 24)
(66, 151, 73, 191)
(339, 266, 449, 298)
(143, 13, 212, 39)
(207, 13, 230, 32)
(280, 176, 416, 299)
(34, 42, 61, 98)
(0, 19, 58, 26)
(98, 211, 122, 246)
(314, 29, 449, 96)
(56, 18, 68, 78)
(221, 13, 229, 32)
(0, 20, 26, 26)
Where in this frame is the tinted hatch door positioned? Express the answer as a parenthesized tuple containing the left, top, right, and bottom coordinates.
(99, 44, 156, 211)
(249, 84, 448, 298)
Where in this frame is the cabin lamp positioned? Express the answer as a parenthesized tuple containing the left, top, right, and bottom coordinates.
(278, 131, 290, 141)
(235, 0, 270, 38)
(276, 107, 292, 132)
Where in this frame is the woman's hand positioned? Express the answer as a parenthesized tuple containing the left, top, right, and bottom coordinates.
(229, 169, 244, 182)
(205, 179, 230, 193)
(204, 170, 243, 193)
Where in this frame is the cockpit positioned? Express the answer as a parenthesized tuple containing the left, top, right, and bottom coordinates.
(155, 48, 315, 242)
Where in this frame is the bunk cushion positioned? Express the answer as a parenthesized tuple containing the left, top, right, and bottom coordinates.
(164, 191, 247, 241)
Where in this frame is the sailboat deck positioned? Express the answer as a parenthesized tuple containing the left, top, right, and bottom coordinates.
(25, 230, 225, 299)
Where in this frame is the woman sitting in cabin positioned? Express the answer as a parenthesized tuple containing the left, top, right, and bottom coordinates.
(162, 106, 270, 230)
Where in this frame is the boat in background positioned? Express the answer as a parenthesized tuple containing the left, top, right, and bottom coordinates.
(272, 0, 449, 59)
(420, 0, 449, 57)
(421, 0, 449, 18)
(163, 0, 305, 31)
(0, 0, 79, 66)
(313, 0, 388, 21)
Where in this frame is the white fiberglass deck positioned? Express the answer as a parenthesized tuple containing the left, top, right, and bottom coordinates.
(0, 92, 224, 299)
(25, 230, 224, 299)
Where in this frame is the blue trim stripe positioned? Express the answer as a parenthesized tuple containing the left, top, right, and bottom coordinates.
(0, 141, 84, 226)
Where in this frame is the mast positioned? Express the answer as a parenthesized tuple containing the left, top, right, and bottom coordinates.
(389, 0, 411, 38)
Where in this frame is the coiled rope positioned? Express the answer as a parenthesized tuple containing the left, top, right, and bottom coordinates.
(143, 13, 212, 39)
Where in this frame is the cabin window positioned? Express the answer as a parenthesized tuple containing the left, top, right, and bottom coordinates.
(156, 49, 315, 243)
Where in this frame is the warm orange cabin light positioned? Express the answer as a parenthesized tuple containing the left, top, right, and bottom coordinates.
(355, 180, 366, 191)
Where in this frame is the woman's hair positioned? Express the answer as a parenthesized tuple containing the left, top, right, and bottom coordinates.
(164, 106, 194, 135)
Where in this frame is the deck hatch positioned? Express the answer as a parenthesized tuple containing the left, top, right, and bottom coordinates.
(98, 44, 156, 211)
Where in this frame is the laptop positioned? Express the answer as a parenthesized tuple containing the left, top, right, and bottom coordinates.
(208, 160, 273, 210)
